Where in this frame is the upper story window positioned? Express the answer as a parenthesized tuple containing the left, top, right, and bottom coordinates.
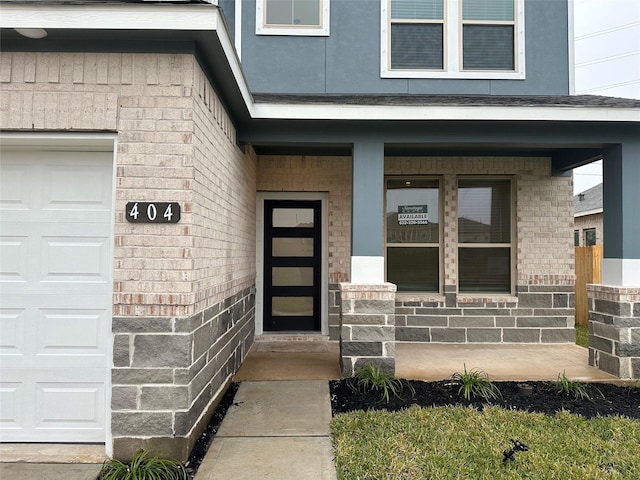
(381, 0, 525, 79)
(256, 0, 330, 36)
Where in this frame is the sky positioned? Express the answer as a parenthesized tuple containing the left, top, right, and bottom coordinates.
(572, 0, 640, 195)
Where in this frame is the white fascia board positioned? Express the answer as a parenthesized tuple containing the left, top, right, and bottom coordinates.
(575, 208, 603, 218)
(249, 103, 640, 122)
(0, 3, 219, 30)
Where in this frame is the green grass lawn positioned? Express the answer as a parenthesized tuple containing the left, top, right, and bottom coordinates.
(332, 406, 640, 480)
(575, 324, 588, 348)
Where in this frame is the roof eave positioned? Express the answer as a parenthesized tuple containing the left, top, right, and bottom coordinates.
(575, 208, 604, 217)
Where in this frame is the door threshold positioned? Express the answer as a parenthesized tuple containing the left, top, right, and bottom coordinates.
(256, 333, 331, 342)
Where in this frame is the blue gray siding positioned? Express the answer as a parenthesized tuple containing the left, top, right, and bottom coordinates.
(239, 0, 570, 95)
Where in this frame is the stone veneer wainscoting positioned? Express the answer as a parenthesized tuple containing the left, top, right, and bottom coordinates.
(339, 283, 397, 377)
(588, 285, 640, 379)
(111, 287, 254, 460)
(396, 281, 575, 343)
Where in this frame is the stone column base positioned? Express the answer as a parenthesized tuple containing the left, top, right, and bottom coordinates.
(587, 284, 640, 379)
(338, 283, 396, 377)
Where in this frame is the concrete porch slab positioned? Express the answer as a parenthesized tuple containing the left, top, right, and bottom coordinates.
(235, 340, 617, 382)
(396, 343, 619, 382)
(233, 341, 341, 381)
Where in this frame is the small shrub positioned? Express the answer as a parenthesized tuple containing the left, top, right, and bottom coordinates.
(350, 363, 411, 403)
(545, 371, 591, 400)
(98, 449, 188, 480)
(446, 364, 502, 401)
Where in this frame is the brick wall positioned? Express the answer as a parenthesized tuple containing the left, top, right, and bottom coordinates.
(1, 52, 256, 460)
(257, 155, 352, 338)
(574, 212, 603, 246)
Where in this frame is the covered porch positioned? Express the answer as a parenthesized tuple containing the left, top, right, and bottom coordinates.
(234, 337, 619, 383)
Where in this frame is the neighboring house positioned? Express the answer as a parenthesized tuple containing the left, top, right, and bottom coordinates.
(574, 183, 603, 247)
(1, 0, 639, 461)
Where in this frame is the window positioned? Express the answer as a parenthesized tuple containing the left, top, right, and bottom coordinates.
(386, 178, 440, 292)
(584, 228, 596, 247)
(574, 230, 580, 247)
(458, 178, 512, 293)
(256, 0, 330, 36)
(382, 0, 525, 79)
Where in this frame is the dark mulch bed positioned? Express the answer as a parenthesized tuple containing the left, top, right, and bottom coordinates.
(184, 382, 240, 479)
(330, 379, 640, 419)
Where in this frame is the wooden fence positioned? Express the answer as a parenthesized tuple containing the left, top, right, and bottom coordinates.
(574, 245, 603, 326)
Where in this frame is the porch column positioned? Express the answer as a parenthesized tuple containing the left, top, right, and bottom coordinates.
(588, 141, 640, 379)
(338, 141, 396, 377)
(351, 140, 384, 282)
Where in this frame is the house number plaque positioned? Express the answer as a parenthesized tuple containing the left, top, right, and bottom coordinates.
(126, 202, 181, 223)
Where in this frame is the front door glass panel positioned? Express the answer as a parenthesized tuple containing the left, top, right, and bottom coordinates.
(272, 238, 314, 257)
(272, 267, 314, 286)
(272, 297, 314, 316)
(264, 200, 321, 331)
(273, 208, 314, 228)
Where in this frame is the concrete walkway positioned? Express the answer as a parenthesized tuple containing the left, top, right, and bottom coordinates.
(194, 380, 337, 480)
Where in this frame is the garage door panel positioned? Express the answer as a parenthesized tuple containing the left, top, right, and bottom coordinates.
(36, 382, 105, 429)
(0, 236, 29, 283)
(0, 308, 27, 357)
(37, 308, 108, 357)
(0, 147, 112, 443)
(2, 300, 108, 367)
(44, 163, 112, 213)
(0, 163, 31, 211)
(0, 382, 25, 430)
(42, 236, 111, 284)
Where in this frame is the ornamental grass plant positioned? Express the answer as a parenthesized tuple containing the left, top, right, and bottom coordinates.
(98, 449, 188, 480)
(446, 364, 502, 402)
(349, 363, 414, 403)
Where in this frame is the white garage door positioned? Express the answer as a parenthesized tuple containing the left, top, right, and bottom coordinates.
(0, 149, 113, 443)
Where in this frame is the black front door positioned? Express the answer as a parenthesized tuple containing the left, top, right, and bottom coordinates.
(264, 200, 321, 331)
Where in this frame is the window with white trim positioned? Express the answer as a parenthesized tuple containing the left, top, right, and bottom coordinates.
(382, 0, 525, 79)
(458, 178, 513, 293)
(385, 178, 441, 292)
(256, 0, 330, 36)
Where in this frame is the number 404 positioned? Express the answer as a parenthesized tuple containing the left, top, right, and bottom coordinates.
(126, 202, 181, 223)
